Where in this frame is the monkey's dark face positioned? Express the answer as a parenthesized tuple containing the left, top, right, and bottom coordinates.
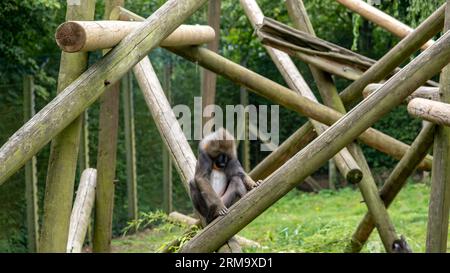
(213, 153, 229, 169)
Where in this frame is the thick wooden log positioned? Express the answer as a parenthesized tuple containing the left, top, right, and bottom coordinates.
(56, 21, 216, 52)
(23, 75, 39, 253)
(122, 72, 138, 221)
(201, 0, 221, 126)
(408, 98, 450, 127)
(287, 0, 405, 251)
(178, 28, 450, 253)
(168, 46, 433, 171)
(240, 0, 363, 184)
(67, 168, 97, 253)
(168, 212, 260, 248)
(348, 122, 435, 252)
(364, 83, 439, 102)
(39, 0, 95, 253)
(427, 0, 450, 253)
(339, 4, 445, 105)
(0, 0, 208, 186)
(336, 0, 435, 50)
(92, 0, 124, 254)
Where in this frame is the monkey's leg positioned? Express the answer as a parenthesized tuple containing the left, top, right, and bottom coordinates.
(194, 176, 228, 221)
(221, 177, 247, 208)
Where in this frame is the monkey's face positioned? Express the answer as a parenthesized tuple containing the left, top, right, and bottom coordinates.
(213, 153, 229, 169)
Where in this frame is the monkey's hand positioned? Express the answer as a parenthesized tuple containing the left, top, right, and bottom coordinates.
(255, 180, 263, 187)
(218, 206, 229, 216)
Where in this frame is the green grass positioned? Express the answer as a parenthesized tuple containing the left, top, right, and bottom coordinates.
(112, 182, 449, 253)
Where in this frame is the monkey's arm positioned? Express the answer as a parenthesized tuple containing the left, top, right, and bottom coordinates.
(194, 151, 228, 213)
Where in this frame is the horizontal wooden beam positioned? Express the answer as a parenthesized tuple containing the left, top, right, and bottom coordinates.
(363, 83, 439, 103)
(56, 21, 215, 52)
(408, 98, 450, 126)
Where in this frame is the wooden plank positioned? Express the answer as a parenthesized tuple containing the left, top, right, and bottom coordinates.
(39, 0, 95, 253)
(408, 98, 450, 126)
(23, 75, 39, 253)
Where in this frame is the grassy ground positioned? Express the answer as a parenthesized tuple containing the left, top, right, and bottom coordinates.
(112, 182, 449, 253)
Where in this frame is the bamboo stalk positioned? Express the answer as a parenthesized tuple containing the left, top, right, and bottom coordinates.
(286, 0, 404, 251)
(426, 0, 450, 253)
(348, 122, 435, 252)
(0, 0, 208, 186)
(39, 0, 95, 253)
(23, 75, 39, 253)
(339, 4, 445, 105)
(336, 0, 435, 50)
(240, 0, 363, 184)
(67, 168, 97, 253)
(167, 46, 433, 171)
(123, 72, 138, 221)
(92, 0, 124, 253)
(201, 0, 221, 126)
(364, 83, 439, 102)
(408, 98, 450, 126)
(56, 21, 216, 52)
(178, 27, 450, 253)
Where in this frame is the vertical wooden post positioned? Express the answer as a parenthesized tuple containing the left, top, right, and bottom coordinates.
(163, 60, 173, 214)
(23, 75, 39, 253)
(426, 0, 450, 253)
(93, 0, 124, 253)
(240, 86, 251, 172)
(39, 0, 95, 253)
(201, 0, 221, 127)
(123, 72, 138, 221)
(328, 161, 337, 190)
(78, 111, 90, 172)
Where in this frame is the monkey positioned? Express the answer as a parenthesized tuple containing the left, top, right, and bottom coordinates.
(189, 128, 260, 224)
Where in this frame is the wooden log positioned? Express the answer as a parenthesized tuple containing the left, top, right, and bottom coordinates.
(133, 57, 241, 252)
(67, 168, 97, 253)
(0, 0, 208, 186)
(348, 122, 435, 252)
(339, 3, 445, 105)
(39, 0, 95, 253)
(426, 0, 450, 253)
(201, 0, 221, 126)
(408, 98, 450, 127)
(240, 0, 363, 184)
(122, 72, 138, 221)
(56, 21, 216, 52)
(336, 0, 435, 50)
(23, 75, 39, 253)
(168, 212, 261, 248)
(162, 61, 173, 214)
(364, 83, 439, 102)
(178, 27, 450, 253)
(167, 46, 433, 171)
(287, 0, 405, 251)
(92, 0, 124, 253)
(240, 86, 251, 172)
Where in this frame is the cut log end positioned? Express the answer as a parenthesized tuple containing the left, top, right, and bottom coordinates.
(55, 21, 87, 53)
(347, 169, 363, 184)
